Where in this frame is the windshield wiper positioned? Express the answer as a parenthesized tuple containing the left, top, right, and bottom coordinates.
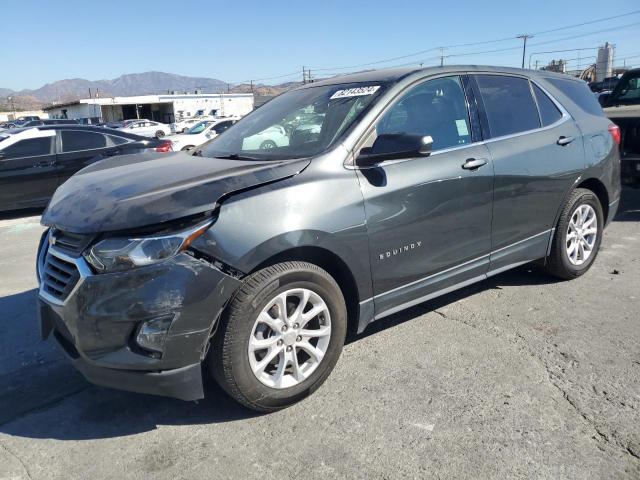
(212, 153, 264, 160)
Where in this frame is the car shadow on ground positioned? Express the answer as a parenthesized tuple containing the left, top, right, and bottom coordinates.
(1, 187, 638, 441)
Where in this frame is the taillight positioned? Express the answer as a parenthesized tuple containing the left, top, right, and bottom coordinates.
(155, 140, 173, 152)
(608, 124, 621, 146)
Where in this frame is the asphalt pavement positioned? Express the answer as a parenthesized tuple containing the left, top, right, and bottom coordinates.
(0, 189, 639, 479)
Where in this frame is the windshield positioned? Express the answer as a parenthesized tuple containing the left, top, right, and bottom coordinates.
(200, 82, 387, 160)
(610, 71, 640, 105)
(186, 121, 212, 134)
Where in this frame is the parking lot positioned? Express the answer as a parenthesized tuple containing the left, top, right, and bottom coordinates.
(0, 187, 638, 479)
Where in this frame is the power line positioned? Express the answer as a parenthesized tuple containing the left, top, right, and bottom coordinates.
(310, 10, 640, 73)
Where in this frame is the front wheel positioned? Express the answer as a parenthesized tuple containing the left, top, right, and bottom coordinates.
(209, 262, 347, 412)
(155, 130, 165, 138)
(543, 188, 603, 279)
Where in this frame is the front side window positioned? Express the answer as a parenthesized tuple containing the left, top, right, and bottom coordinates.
(533, 84, 563, 126)
(187, 121, 210, 134)
(476, 75, 541, 137)
(61, 130, 107, 152)
(200, 82, 387, 160)
(376, 76, 472, 151)
(1, 137, 53, 159)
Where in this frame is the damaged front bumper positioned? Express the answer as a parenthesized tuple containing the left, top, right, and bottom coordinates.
(37, 241, 241, 401)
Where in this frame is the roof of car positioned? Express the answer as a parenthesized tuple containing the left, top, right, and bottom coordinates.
(4, 124, 148, 137)
(303, 65, 584, 88)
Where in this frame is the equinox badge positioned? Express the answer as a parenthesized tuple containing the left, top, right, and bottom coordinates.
(379, 241, 422, 260)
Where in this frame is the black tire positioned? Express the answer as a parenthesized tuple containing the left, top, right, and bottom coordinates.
(544, 188, 604, 280)
(155, 130, 165, 138)
(209, 261, 347, 412)
(259, 140, 277, 149)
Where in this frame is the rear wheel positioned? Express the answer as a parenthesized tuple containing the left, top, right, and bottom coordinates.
(181, 145, 195, 151)
(210, 262, 347, 412)
(259, 140, 277, 149)
(155, 130, 165, 138)
(544, 188, 603, 279)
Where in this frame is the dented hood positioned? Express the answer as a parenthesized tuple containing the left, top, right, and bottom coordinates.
(42, 152, 309, 234)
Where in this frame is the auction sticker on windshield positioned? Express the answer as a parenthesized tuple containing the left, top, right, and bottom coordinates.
(330, 86, 380, 99)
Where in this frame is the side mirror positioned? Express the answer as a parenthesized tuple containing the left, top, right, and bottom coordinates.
(356, 134, 433, 167)
(598, 93, 610, 107)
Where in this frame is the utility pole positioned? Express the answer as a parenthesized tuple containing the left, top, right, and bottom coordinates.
(535, 60, 539, 70)
(250, 80, 254, 94)
(302, 66, 306, 84)
(439, 47, 447, 67)
(517, 34, 533, 69)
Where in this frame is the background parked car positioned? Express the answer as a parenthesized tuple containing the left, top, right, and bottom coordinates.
(0, 125, 172, 212)
(117, 119, 171, 138)
(241, 124, 290, 150)
(170, 116, 214, 134)
(168, 117, 238, 151)
(17, 119, 79, 128)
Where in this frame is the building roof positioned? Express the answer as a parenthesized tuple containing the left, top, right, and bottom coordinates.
(43, 92, 254, 111)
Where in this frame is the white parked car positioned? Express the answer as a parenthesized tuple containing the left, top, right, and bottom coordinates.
(170, 116, 214, 134)
(242, 125, 290, 150)
(167, 118, 238, 151)
(117, 120, 171, 139)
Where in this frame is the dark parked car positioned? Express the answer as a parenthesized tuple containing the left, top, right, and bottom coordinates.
(18, 119, 79, 127)
(0, 115, 41, 129)
(37, 66, 620, 412)
(0, 125, 172, 211)
(599, 68, 640, 185)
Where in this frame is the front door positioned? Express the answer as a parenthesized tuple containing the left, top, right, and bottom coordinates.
(0, 131, 58, 210)
(356, 75, 494, 319)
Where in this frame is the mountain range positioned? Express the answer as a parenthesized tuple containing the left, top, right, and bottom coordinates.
(0, 72, 298, 111)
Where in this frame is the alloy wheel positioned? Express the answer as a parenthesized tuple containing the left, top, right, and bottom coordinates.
(248, 288, 331, 389)
(566, 204, 598, 266)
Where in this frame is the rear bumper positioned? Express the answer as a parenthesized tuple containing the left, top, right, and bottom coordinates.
(37, 249, 242, 401)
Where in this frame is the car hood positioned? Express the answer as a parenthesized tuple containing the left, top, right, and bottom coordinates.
(42, 152, 310, 234)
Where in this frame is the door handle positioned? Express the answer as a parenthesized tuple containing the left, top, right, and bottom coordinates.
(462, 158, 488, 170)
(35, 160, 53, 167)
(557, 136, 575, 146)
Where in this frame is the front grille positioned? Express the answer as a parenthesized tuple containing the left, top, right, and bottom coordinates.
(41, 248, 81, 302)
(49, 229, 93, 256)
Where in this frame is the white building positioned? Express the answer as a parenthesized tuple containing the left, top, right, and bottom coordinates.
(44, 92, 254, 123)
(596, 42, 615, 83)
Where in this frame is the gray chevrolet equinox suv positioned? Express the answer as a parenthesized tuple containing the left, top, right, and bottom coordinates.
(37, 66, 620, 411)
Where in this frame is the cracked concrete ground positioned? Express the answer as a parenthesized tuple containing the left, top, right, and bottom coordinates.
(0, 189, 639, 479)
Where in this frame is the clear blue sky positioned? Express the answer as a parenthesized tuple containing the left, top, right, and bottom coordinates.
(2, 0, 639, 90)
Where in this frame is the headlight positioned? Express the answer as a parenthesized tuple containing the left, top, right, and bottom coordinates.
(84, 220, 212, 273)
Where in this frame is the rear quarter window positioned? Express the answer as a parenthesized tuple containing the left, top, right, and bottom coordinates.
(545, 77, 603, 116)
(532, 84, 563, 126)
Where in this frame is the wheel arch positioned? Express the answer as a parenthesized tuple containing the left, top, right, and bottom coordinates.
(576, 177, 610, 222)
(251, 246, 361, 338)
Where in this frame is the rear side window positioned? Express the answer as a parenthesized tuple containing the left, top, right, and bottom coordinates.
(532, 84, 563, 126)
(1, 137, 53, 158)
(106, 135, 129, 146)
(61, 130, 107, 152)
(545, 78, 603, 116)
(475, 75, 541, 138)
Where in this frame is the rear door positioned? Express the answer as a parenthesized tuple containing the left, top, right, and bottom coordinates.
(471, 74, 584, 271)
(56, 129, 120, 184)
(0, 131, 57, 209)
